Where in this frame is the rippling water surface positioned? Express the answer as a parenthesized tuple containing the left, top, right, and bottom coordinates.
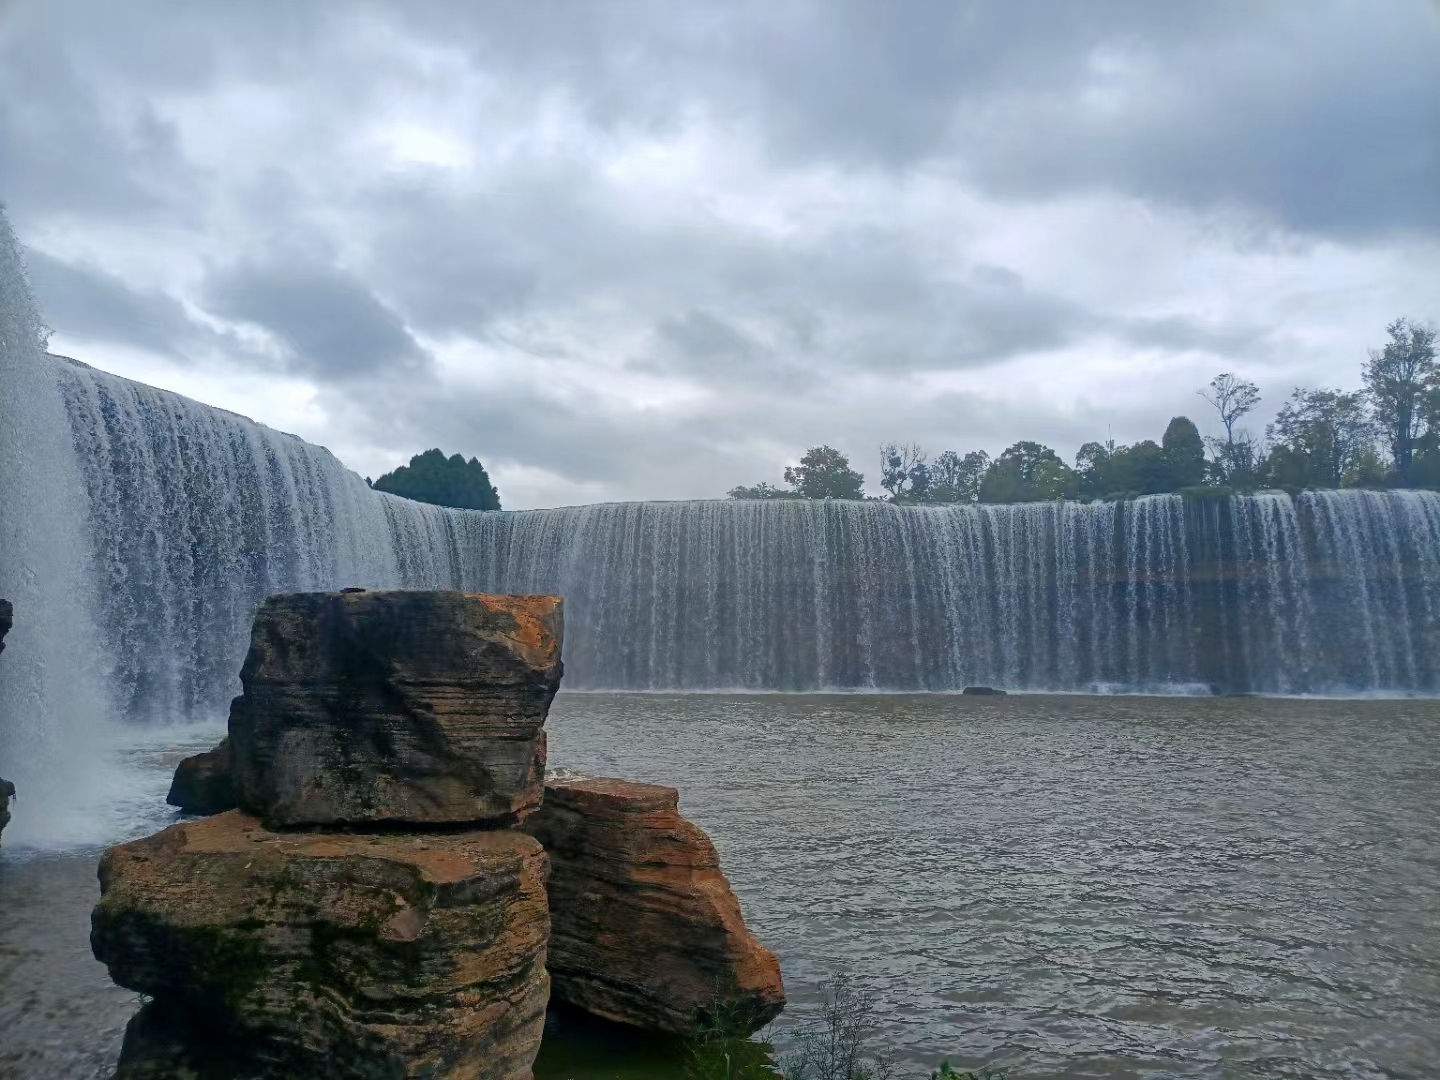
(2, 694, 1438, 1079)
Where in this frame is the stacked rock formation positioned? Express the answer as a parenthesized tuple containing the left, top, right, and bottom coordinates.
(1, 598, 12, 844)
(111, 587, 786, 1076)
(524, 776, 786, 1034)
(93, 590, 563, 1080)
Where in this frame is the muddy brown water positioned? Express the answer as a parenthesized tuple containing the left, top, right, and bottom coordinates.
(3, 693, 1439, 1079)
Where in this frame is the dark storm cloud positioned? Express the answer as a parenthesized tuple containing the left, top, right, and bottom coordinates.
(24, 251, 196, 356)
(203, 264, 430, 380)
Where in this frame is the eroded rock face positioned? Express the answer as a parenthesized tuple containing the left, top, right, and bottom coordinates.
(92, 810, 550, 1080)
(524, 776, 785, 1035)
(229, 590, 562, 828)
(167, 737, 238, 816)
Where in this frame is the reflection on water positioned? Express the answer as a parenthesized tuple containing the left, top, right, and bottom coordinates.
(2, 694, 1439, 1079)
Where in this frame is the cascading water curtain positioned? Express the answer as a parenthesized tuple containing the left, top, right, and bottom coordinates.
(33, 357, 1440, 720)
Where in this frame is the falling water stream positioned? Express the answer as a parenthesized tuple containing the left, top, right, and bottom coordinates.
(42, 355, 1440, 728)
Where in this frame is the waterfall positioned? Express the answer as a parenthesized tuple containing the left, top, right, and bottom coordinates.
(0, 212, 116, 846)
(27, 357, 1440, 713)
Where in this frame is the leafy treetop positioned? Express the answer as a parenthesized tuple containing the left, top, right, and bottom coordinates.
(371, 448, 501, 511)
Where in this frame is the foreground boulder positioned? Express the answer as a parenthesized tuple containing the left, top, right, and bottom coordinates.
(524, 776, 785, 1035)
(167, 737, 238, 815)
(92, 810, 550, 1080)
(230, 590, 562, 828)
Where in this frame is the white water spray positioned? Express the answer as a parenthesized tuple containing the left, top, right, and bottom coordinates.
(0, 207, 121, 849)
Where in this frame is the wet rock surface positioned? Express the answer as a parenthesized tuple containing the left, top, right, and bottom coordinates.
(0, 597, 12, 654)
(92, 810, 551, 1080)
(524, 776, 785, 1035)
(166, 737, 237, 816)
(229, 590, 562, 828)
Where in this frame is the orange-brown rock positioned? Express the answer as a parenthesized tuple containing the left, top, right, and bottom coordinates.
(229, 590, 562, 828)
(91, 810, 550, 1080)
(523, 776, 784, 1035)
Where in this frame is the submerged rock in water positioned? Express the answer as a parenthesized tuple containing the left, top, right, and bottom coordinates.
(92, 810, 550, 1080)
(523, 776, 785, 1035)
(166, 737, 237, 816)
(961, 685, 1007, 696)
(229, 590, 562, 828)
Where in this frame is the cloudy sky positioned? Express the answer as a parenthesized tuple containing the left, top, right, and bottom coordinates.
(3, 1, 1437, 508)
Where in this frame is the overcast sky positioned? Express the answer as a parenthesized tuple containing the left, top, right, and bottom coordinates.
(3, 1, 1438, 508)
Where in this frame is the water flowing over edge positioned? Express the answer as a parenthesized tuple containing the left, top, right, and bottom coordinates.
(49, 357, 1440, 711)
(6, 351, 1440, 846)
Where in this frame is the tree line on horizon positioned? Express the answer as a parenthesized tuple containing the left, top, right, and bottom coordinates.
(729, 317, 1440, 504)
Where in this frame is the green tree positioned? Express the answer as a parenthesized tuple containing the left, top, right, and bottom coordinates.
(1199, 373, 1261, 486)
(979, 441, 1074, 503)
(1265, 387, 1374, 489)
(726, 481, 796, 500)
(879, 443, 929, 502)
(371, 448, 501, 510)
(1161, 416, 1207, 489)
(927, 450, 989, 503)
(1364, 317, 1437, 484)
(783, 446, 866, 500)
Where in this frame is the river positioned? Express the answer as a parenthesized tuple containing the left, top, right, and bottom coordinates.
(2, 693, 1438, 1079)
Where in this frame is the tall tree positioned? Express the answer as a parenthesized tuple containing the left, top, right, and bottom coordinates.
(1266, 387, 1373, 489)
(1199, 373, 1261, 486)
(1199, 373, 1261, 445)
(1364, 317, 1437, 484)
(879, 442, 928, 502)
(1161, 416, 1207, 489)
(372, 449, 501, 510)
(783, 445, 866, 500)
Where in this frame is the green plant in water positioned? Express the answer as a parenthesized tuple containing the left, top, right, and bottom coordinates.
(684, 996, 779, 1080)
(930, 1062, 1008, 1080)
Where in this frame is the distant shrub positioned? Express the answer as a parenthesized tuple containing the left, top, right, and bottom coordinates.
(684, 972, 1011, 1080)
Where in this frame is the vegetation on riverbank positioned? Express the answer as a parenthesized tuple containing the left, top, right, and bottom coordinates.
(731, 317, 1439, 503)
(686, 973, 1009, 1080)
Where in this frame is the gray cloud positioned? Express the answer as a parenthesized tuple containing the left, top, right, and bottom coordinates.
(24, 251, 196, 356)
(3, 0, 1436, 506)
(203, 264, 430, 380)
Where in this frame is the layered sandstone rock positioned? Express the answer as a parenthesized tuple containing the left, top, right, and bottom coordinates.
(92, 810, 550, 1080)
(167, 737, 238, 816)
(229, 590, 562, 828)
(524, 776, 785, 1035)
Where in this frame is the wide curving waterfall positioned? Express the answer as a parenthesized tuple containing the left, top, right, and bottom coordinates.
(32, 357, 1440, 720)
